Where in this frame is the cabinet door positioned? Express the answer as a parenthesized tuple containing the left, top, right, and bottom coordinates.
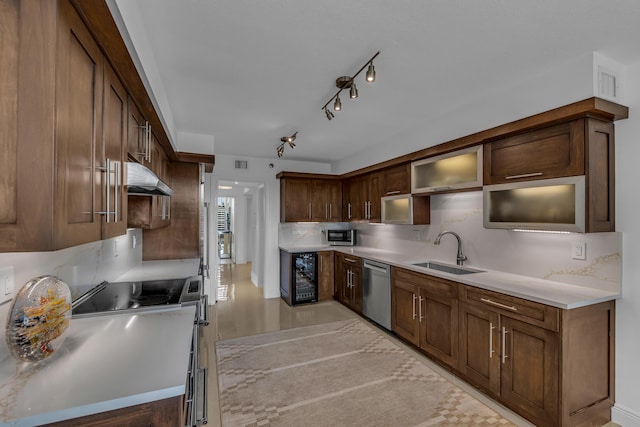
(318, 251, 334, 301)
(280, 178, 312, 222)
(54, 0, 104, 248)
(367, 172, 382, 222)
(350, 265, 363, 313)
(326, 180, 342, 222)
(310, 180, 328, 221)
(391, 278, 420, 346)
(459, 302, 501, 394)
(126, 98, 148, 165)
(500, 316, 559, 426)
(346, 176, 366, 221)
(0, 0, 19, 250)
(419, 278, 458, 369)
(382, 163, 410, 196)
(484, 120, 585, 185)
(101, 62, 127, 239)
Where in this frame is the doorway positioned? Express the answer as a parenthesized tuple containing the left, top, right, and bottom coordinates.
(217, 197, 234, 263)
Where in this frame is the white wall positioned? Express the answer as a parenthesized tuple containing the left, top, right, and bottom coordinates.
(210, 154, 331, 298)
(611, 59, 640, 426)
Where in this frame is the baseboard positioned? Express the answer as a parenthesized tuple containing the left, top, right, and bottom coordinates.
(251, 272, 259, 287)
(612, 403, 640, 427)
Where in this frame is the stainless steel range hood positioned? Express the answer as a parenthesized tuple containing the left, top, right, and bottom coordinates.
(127, 162, 173, 196)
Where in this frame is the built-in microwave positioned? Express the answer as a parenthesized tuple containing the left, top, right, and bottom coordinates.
(483, 175, 586, 233)
(327, 229, 357, 246)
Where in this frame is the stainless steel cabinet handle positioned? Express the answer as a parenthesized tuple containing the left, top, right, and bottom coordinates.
(501, 327, 508, 364)
(147, 123, 151, 162)
(480, 298, 518, 312)
(489, 322, 495, 358)
(329, 204, 332, 219)
(412, 294, 417, 319)
(418, 296, 424, 322)
(505, 172, 543, 180)
(344, 258, 357, 263)
(319, 255, 323, 273)
(105, 158, 111, 223)
(386, 190, 401, 195)
(431, 186, 452, 192)
(348, 202, 352, 219)
(113, 161, 119, 222)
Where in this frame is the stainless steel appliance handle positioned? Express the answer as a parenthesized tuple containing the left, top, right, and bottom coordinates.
(196, 367, 208, 425)
(204, 202, 210, 278)
(146, 123, 151, 162)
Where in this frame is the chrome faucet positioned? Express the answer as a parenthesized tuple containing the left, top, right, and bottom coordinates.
(434, 231, 468, 266)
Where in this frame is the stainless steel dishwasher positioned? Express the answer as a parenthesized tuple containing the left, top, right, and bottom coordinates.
(362, 259, 391, 330)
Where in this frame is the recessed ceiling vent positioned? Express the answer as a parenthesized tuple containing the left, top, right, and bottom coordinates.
(234, 160, 248, 169)
(598, 66, 619, 99)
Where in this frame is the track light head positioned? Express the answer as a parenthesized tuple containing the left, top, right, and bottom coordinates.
(349, 83, 358, 99)
(276, 145, 284, 157)
(334, 95, 342, 111)
(288, 141, 296, 149)
(325, 108, 334, 120)
(366, 63, 376, 82)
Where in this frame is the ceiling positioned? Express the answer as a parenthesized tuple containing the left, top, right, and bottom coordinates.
(113, 0, 640, 165)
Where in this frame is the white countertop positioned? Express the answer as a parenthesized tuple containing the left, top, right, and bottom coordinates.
(115, 258, 200, 282)
(0, 305, 196, 426)
(279, 245, 620, 309)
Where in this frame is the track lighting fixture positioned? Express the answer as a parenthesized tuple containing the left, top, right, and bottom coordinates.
(276, 131, 298, 158)
(324, 108, 335, 120)
(321, 51, 380, 119)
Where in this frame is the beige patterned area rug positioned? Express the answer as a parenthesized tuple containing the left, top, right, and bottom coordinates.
(216, 319, 515, 426)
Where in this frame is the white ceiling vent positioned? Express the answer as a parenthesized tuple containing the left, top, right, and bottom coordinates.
(598, 66, 619, 100)
(234, 160, 248, 169)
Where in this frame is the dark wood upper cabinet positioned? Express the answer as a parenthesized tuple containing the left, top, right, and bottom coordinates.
(484, 120, 586, 185)
(278, 174, 342, 222)
(381, 163, 411, 196)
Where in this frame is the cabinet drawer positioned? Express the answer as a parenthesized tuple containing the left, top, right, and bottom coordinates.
(461, 286, 559, 332)
(393, 267, 458, 299)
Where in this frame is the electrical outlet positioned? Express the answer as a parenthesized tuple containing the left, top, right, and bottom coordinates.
(411, 230, 421, 241)
(0, 266, 15, 303)
(291, 229, 301, 236)
(572, 241, 587, 260)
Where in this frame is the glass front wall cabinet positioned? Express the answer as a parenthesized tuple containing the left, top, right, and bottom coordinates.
(411, 146, 482, 194)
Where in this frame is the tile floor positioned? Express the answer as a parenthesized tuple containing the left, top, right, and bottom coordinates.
(200, 262, 616, 427)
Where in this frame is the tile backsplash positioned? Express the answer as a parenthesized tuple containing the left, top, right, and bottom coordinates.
(0, 229, 142, 361)
(279, 191, 621, 293)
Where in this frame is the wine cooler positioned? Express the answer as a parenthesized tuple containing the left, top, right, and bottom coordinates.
(280, 250, 318, 306)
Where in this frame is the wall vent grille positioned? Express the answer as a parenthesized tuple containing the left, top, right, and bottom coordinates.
(598, 67, 618, 99)
(234, 160, 248, 169)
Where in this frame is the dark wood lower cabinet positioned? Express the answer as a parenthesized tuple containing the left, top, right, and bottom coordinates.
(390, 266, 614, 427)
(318, 250, 334, 301)
(42, 396, 183, 427)
(334, 253, 362, 313)
(392, 268, 458, 370)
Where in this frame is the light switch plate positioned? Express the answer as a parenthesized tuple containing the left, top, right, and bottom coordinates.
(0, 266, 15, 304)
(572, 241, 587, 260)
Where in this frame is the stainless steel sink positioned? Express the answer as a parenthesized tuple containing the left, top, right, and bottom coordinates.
(410, 261, 484, 275)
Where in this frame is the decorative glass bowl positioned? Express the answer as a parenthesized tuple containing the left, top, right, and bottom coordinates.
(5, 276, 72, 362)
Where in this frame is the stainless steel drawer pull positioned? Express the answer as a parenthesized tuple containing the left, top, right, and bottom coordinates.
(386, 190, 401, 195)
(505, 172, 543, 180)
(344, 258, 357, 263)
(501, 327, 508, 364)
(489, 322, 495, 358)
(480, 298, 518, 312)
(412, 294, 417, 319)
